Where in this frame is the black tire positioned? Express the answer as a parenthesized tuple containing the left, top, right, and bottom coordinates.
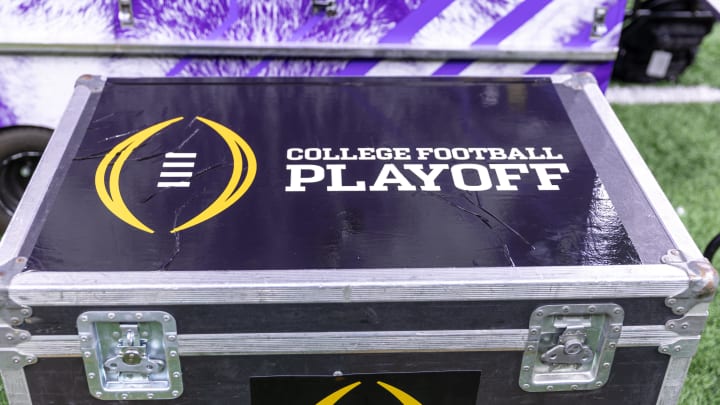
(0, 126, 52, 233)
(704, 232, 720, 262)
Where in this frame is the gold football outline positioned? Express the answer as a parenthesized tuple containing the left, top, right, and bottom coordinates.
(95, 116, 257, 234)
(316, 381, 422, 405)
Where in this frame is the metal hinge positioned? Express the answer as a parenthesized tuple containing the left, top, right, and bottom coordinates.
(0, 349, 37, 370)
(519, 303, 624, 392)
(118, 0, 134, 27)
(0, 325, 31, 347)
(0, 256, 35, 371)
(665, 314, 708, 336)
(0, 324, 36, 370)
(0, 257, 32, 328)
(312, 0, 338, 16)
(0, 299, 31, 328)
(591, 7, 609, 39)
(77, 311, 183, 401)
(658, 338, 700, 358)
(662, 249, 718, 315)
(0, 298, 36, 373)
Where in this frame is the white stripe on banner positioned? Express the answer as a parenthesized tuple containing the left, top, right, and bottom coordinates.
(606, 85, 720, 105)
(367, 61, 445, 76)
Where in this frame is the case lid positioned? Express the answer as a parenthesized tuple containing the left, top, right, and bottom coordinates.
(28, 77, 641, 271)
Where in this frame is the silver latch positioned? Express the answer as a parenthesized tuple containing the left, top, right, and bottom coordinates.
(312, 0, 338, 16)
(540, 319, 594, 365)
(118, 0, 134, 27)
(77, 311, 183, 401)
(102, 324, 165, 377)
(591, 7, 608, 39)
(519, 304, 624, 392)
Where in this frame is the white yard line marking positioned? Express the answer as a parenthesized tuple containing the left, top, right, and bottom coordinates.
(606, 85, 720, 104)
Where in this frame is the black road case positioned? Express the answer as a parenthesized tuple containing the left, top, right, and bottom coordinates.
(0, 75, 716, 404)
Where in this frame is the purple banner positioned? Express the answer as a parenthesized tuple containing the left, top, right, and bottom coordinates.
(522, 0, 625, 80)
(432, 0, 554, 75)
(472, 0, 553, 46)
(337, 0, 455, 76)
(166, 0, 241, 77)
(247, 13, 324, 77)
(0, 97, 17, 128)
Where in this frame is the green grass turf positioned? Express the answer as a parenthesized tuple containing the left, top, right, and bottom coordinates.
(613, 27, 720, 405)
(610, 25, 720, 403)
(676, 24, 720, 88)
(612, 103, 720, 405)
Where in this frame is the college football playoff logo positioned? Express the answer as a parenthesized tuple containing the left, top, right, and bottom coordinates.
(95, 116, 256, 233)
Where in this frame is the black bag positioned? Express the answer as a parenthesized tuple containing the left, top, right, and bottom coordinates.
(613, 0, 715, 82)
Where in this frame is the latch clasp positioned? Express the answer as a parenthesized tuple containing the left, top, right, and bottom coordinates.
(77, 311, 183, 401)
(102, 324, 165, 377)
(519, 304, 624, 392)
(591, 7, 608, 39)
(540, 319, 594, 366)
(118, 0, 134, 27)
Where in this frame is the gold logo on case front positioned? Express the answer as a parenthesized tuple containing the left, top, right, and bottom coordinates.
(316, 380, 422, 404)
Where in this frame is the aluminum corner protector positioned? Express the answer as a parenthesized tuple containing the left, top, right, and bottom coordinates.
(552, 72, 598, 90)
(662, 249, 718, 315)
(75, 75, 106, 92)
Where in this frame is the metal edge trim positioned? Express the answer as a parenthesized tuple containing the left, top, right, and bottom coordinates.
(576, 80, 701, 259)
(0, 41, 619, 62)
(0, 368, 31, 404)
(552, 72, 670, 264)
(656, 356, 693, 405)
(562, 74, 710, 405)
(16, 326, 680, 357)
(0, 77, 106, 274)
(9, 265, 688, 306)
